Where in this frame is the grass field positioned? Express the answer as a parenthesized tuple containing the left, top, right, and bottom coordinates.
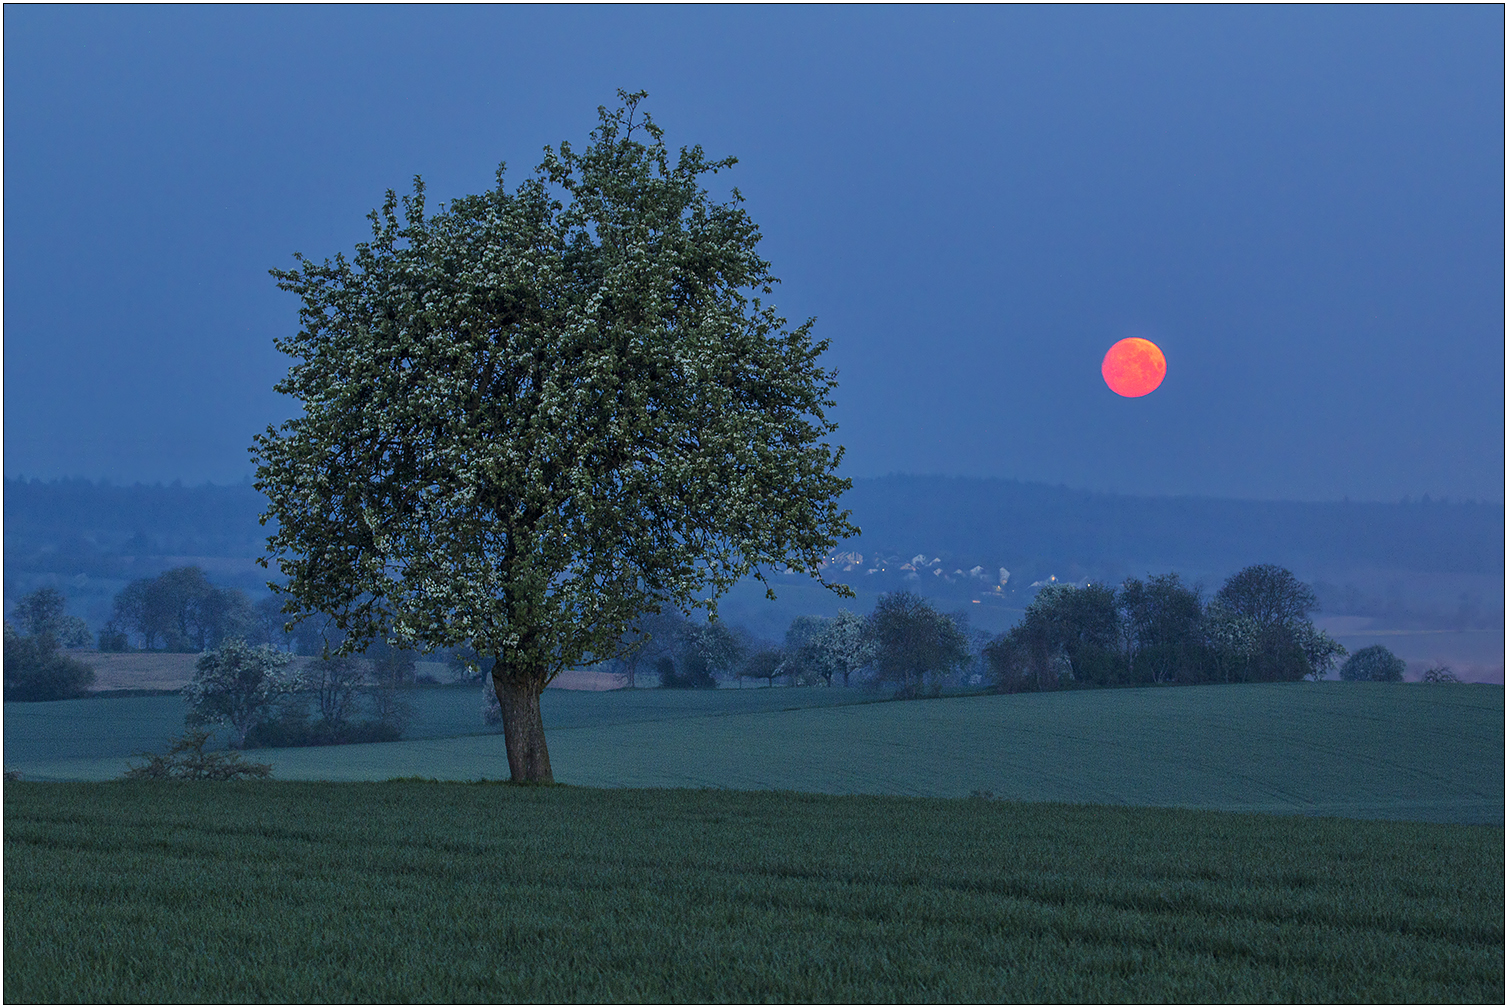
(4, 781, 1500, 1003)
(6, 683, 1501, 825)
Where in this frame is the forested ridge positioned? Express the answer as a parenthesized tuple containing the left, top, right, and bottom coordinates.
(7, 476, 1499, 574)
(846, 475, 1503, 578)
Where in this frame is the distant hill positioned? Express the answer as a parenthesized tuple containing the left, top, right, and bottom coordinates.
(841, 475, 1502, 580)
(5, 475, 1501, 638)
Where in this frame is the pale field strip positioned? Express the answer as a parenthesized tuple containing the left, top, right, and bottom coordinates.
(70, 652, 624, 692)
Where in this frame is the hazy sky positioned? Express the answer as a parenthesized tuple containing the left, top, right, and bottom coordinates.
(5, 6, 1503, 501)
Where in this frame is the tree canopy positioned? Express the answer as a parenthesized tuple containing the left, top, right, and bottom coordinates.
(253, 91, 856, 780)
(1339, 645, 1406, 682)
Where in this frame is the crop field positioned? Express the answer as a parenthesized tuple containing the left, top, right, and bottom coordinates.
(4, 781, 1501, 1003)
(6, 683, 1502, 825)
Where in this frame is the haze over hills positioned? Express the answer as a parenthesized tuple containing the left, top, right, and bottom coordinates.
(4, 475, 1502, 648)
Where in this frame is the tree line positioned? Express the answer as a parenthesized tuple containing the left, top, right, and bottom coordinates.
(594, 562, 1386, 698)
(985, 564, 1345, 690)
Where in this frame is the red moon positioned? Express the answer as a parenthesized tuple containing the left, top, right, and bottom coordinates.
(1102, 338, 1166, 397)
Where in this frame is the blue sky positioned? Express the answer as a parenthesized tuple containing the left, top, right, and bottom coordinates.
(5, 5, 1502, 501)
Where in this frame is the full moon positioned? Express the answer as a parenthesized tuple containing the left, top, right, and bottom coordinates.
(1102, 338, 1166, 397)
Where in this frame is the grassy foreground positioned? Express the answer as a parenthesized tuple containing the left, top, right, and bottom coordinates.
(5, 782, 1502, 1003)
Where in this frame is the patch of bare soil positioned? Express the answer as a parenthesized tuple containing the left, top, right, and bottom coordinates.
(73, 652, 625, 692)
(74, 652, 334, 692)
(548, 669, 628, 691)
(71, 652, 200, 692)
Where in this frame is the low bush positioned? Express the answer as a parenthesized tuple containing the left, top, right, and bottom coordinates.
(241, 714, 402, 749)
(657, 655, 717, 689)
(122, 730, 273, 780)
(3, 625, 95, 701)
(1340, 645, 1407, 682)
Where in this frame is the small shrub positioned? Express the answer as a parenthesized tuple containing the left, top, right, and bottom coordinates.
(242, 714, 404, 749)
(658, 655, 717, 689)
(97, 625, 131, 652)
(123, 730, 273, 780)
(1420, 665, 1463, 683)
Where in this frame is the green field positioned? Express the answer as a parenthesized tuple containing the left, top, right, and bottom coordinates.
(5, 781, 1500, 1003)
(5, 683, 1502, 824)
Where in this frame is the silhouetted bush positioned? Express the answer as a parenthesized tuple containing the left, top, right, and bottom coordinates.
(242, 714, 402, 749)
(123, 730, 273, 780)
(1420, 665, 1463, 684)
(657, 654, 716, 689)
(3, 623, 95, 701)
(1339, 645, 1406, 682)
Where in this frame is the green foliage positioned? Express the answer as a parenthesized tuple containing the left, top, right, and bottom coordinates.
(121, 730, 273, 780)
(183, 639, 306, 748)
(241, 715, 401, 749)
(307, 654, 367, 728)
(3, 621, 95, 701)
(1340, 644, 1407, 683)
(110, 566, 254, 652)
(1120, 573, 1207, 684)
(986, 583, 1121, 691)
(737, 646, 785, 687)
(986, 565, 1345, 691)
(96, 625, 131, 652)
(252, 89, 854, 684)
(816, 609, 874, 687)
(5, 782, 1502, 1003)
(656, 654, 716, 689)
(11, 588, 93, 648)
(867, 592, 971, 698)
(1212, 563, 1344, 682)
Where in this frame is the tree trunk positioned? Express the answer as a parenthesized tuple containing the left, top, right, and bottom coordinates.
(493, 670, 554, 783)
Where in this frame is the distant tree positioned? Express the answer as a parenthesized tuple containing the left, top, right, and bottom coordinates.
(308, 655, 368, 729)
(251, 91, 856, 782)
(1200, 600, 1262, 684)
(482, 675, 503, 725)
(613, 610, 688, 689)
(367, 653, 415, 737)
(109, 567, 253, 652)
(657, 653, 716, 689)
(288, 611, 349, 657)
(1292, 622, 1347, 681)
(12, 587, 92, 647)
(817, 609, 875, 687)
(1339, 645, 1407, 682)
(12, 587, 66, 637)
(183, 638, 306, 749)
(3, 620, 96, 701)
(97, 624, 131, 652)
(1211, 564, 1344, 681)
(738, 647, 785, 688)
(1420, 664, 1463, 683)
(1119, 574, 1207, 684)
(784, 614, 835, 686)
(868, 592, 971, 698)
(985, 584, 1121, 692)
(680, 622, 747, 684)
(1215, 564, 1319, 631)
(250, 594, 296, 651)
(368, 638, 418, 687)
